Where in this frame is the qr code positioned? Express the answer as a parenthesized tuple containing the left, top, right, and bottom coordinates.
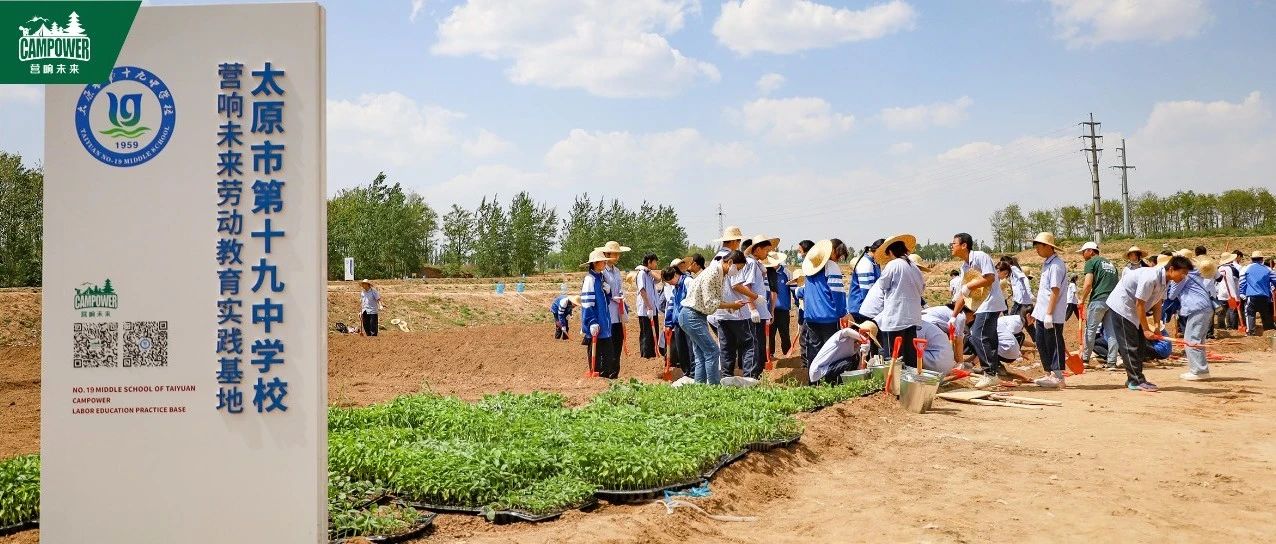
(73, 322, 119, 368)
(123, 321, 169, 368)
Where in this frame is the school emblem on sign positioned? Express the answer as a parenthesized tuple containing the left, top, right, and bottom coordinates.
(74, 65, 176, 167)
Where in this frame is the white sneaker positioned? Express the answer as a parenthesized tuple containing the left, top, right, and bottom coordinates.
(1033, 375, 1062, 389)
(974, 374, 1000, 389)
(1180, 372, 1210, 381)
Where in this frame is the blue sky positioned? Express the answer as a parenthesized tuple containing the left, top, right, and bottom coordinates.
(3, 0, 1275, 249)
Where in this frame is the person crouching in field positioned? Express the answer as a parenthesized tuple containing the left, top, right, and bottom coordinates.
(1107, 255, 1194, 392)
(581, 250, 619, 379)
(1170, 257, 1216, 381)
(662, 265, 692, 378)
(680, 251, 748, 385)
(359, 279, 383, 337)
(550, 294, 579, 340)
(635, 253, 661, 359)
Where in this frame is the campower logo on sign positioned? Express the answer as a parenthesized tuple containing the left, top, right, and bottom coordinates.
(75, 279, 119, 311)
(17, 11, 91, 64)
(0, 1, 137, 84)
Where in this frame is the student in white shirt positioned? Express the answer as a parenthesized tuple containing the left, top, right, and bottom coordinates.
(634, 253, 661, 359)
(950, 232, 1008, 389)
(1107, 255, 1193, 392)
(596, 241, 631, 363)
(1002, 255, 1034, 314)
(1029, 233, 1069, 389)
(1214, 253, 1241, 331)
(358, 279, 383, 337)
(947, 270, 962, 302)
(862, 233, 925, 367)
(1066, 275, 1080, 322)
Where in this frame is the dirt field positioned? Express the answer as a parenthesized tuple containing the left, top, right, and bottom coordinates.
(4, 243, 1276, 542)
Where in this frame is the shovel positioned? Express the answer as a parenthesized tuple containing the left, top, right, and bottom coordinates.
(649, 316, 661, 359)
(884, 335, 904, 398)
(1065, 312, 1085, 375)
(618, 304, 629, 357)
(913, 338, 928, 375)
(586, 334, 601, 378)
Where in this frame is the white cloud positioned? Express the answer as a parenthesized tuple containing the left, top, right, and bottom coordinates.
(1132, 91, 1275, 194)
(734, 97, 854, 144)
(431, 0, 719, 97)
(463, 129, 514, 158)
(756, 73, 786, 95)
(409, 0, 427, 22)
(0, 85, 40, 103)
(880, 96, 972, 131)
(427, 165, 555, 208)
(1048, 0, 1211, 48)
(887, 142, 913, 155)
(937, 141, 1000, 161)
(546, 128, 755, 185)
(327, 92, 464, 168)
(714, 0, 917, 55)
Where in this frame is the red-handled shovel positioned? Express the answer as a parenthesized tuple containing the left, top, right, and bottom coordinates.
(913, 338, 928, 375)
(586, 334, 600, 378)
(619, 304, 629, 357)
(662, 328, 674, 381)
(764, 321, 775, 371)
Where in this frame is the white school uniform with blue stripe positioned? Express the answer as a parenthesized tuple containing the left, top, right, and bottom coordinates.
(740, 256, 771, 320)
(604, 264, 623, 324)
(634, 266, 658, 317)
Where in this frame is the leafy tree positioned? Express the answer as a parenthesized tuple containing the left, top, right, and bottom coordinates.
(327, 172, 437, 280)
(0, 153, 42, 287)
(472, 196, 508, 277)
(440, 204, 475, 267)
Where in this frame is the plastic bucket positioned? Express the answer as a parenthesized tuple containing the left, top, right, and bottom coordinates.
(899, 370, 941, 414)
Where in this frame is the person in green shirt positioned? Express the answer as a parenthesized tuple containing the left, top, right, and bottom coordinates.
(1077, 242, 1120, 369)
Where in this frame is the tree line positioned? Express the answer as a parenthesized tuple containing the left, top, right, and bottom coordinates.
(987, 187, 1276, 252)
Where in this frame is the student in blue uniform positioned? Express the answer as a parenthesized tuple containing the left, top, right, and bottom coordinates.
(550, 294, 579, 340)
(767, 251, 793, 358)
(738, 235, 776, 378)
(799, 239, 848, 368)
(580, 250, 618, 378)
(662, 264, 692, 378)
(596, 240, 631, 363)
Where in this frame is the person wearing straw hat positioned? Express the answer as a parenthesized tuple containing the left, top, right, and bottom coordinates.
(1107, 254, 1194, 392)
(1077, 241, 1120, 370)
(808, 326, 873, 384)
(358, 279, 384, 337)
(1028, 232, 1069, 389)
(950, 232, 1009, 389)
(596, 241, 631, 362)
(713, 226, 746, 262)
(1214, 252, 1242, 331)
(766, 251, 794, 359)
(1169, 257, 1217, 380)
(861, 233, 925, 367)
(634, 253, 662, 359)
(550, 294, 580, 340)
(799, 240, 849, 368)
(1122, 246, 1148, 278)
(580, 250, 619, 378)
(1239, 251, 1275, 335)
(681, 251, 749, 385)
(922, 303, 973, 366)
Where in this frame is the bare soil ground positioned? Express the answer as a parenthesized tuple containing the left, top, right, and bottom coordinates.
(4, 265, 1276, 542)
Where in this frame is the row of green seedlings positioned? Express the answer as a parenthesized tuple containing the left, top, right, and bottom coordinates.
(0, 379, 881, 539)
(327, 378, 881, 536)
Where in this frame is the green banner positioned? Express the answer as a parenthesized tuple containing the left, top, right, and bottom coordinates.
(0, 0, 139, 84)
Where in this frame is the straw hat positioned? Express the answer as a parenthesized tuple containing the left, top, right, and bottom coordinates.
(763, 251, 787, 268)
(1195, 257, 1217, 280)
(1077, 241, 1099, 253)
(961, 268, 990, 309)
(1126, 246, 1144, 257)
(581, 249, 610, 267)
(624, 271, 637, 282)
(568, 294, 582, 306)
(851, 320, 881, 346)
(744, 234, 780, 252)
(873, 233, 917, 264)
(1219, 253, 1237, 265)
(1028, 232, 1061, 250)
(1174, 248, 1193, 258)
(908, 253, 932, 272)
(596, 241, 631, 253)
(669, 258, 684, 268)
(787, 267, 807, 287)
(1154, 254, 1172, 268)
(802, 240, 835, 277)
(1253, 250, 1265, 259)
(714, 226, 746, 242)
(359, 279, 373, 287)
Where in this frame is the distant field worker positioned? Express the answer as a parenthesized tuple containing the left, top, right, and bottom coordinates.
(634, 253, 661, 358)
(359, 279, 383, 337)
(1066, 275, 1080, 322)
(581, 250, 619, 379)
(680, 250, 748, 385)
(549, 294, 579, 340)
(1240, 251, 1275, 334)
